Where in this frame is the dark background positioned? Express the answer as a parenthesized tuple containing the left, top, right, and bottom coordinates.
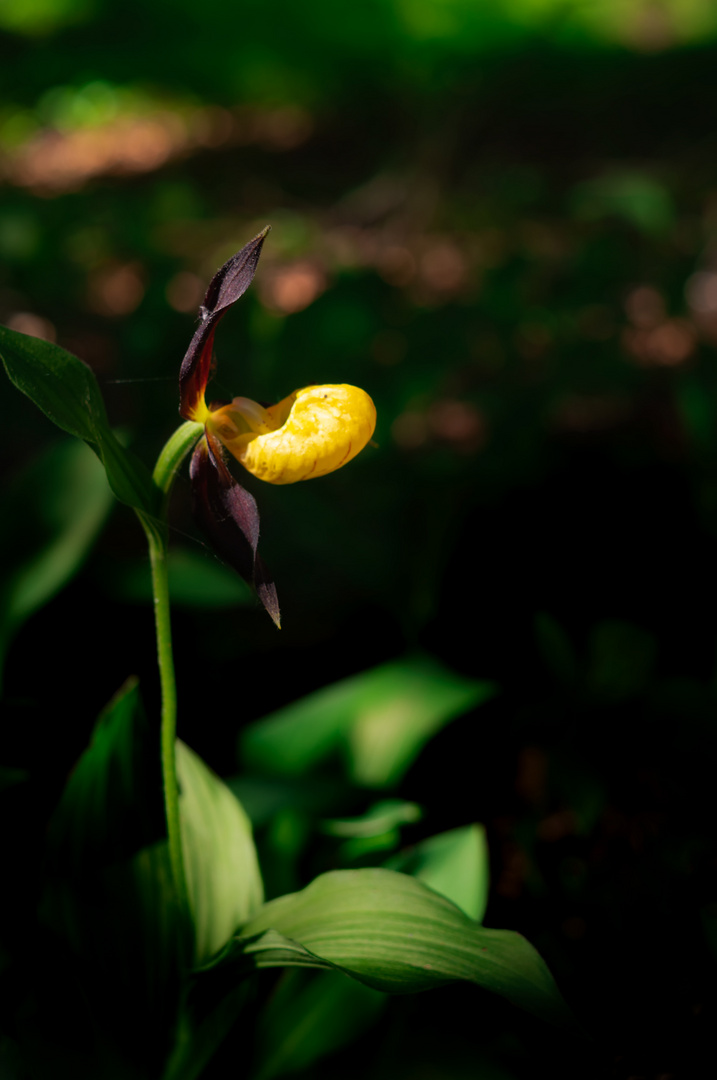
(2, 2, 717, 1077)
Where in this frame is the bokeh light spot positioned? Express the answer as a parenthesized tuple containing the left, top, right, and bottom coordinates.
(88, 262, 146, 317)
(166, 271, 205, 313)
(260, 262, 326, 314)
(6, 311, 56, 342)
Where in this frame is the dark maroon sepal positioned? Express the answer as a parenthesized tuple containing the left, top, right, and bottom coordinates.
(179, 226, 271, 420)
(189, 433, 280, 627)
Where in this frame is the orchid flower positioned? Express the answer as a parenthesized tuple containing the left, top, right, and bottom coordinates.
(179, 228, 376, 628)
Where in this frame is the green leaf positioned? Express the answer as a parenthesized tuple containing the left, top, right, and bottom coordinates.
(253, 969, 385, 1080)
(42, 679, 185, 1074)
(46, 678, 166, 871)
(387, 824, 490, 922)
(0, 439, 113, 672)
(241, 655, 497, 788)
(177, 740, 264, 966)
(322, 799, 422, 838)
(0, 324, 153, 511)
(324, 799, 423, 866)
(162, 977, 250, 1080)
(230, 869, 574, 1029)
(0, 324, 106, 443)
(163, 739, 270, 1080)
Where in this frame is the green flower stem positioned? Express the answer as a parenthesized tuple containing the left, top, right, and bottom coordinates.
(147, 524, 189, 920)
(139, 420, 204, 932)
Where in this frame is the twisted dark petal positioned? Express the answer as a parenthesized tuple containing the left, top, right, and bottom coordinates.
(189, 433, 280, 628)
(179, 226, 270, 420)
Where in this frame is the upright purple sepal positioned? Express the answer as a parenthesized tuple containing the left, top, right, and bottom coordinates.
(179, 226, 270, 420)
(189, 433, 280, 627)
(203, 225, 271, 317)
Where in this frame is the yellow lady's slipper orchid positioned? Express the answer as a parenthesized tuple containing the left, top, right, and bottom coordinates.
(178, 227, 376, 626)
(206, 384, 376, 485)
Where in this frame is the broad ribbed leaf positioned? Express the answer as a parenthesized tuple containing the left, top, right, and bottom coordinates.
(241, 655, 496, 787)
(177, 740, 264, 965)
(0, 324, 153, 511)
(230, 869, 573, 1028)
(387, 824, 490, 922)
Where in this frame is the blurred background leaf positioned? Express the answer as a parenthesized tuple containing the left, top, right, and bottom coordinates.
(0, 438, 112, 677)
(105, 547, 253, 608)
(386, 823, 490, 922)
(240, 655, 496, 788)
(251, 968, 385, 1080)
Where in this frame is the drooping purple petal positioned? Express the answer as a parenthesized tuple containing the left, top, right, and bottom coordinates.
(189, 433, 280, 627)
(179, 227, 270, 420)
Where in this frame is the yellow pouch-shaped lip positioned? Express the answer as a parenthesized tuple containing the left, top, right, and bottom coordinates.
(207, 384, 376, 485)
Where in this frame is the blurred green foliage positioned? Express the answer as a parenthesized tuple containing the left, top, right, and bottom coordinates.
(3, 1, 717, 1077)
(0, 438, 112, 674)
(240, 655, 494, 788)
